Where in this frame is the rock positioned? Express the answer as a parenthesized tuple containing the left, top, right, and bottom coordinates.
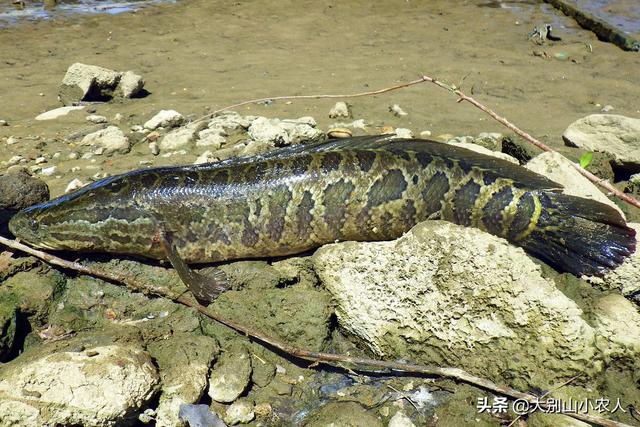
(394, 128, 413, 139)
(592, 293, 640, 368)
(329, 101, 351, 119)
(148, 335, 219, 427)
(525, 151, 623, 217)
(0, 169, 49, 214)
(0, 120, 8, 126)
(149, 141, 160, 156)
(248, 116, 324, 147)
(225, 398, 255, 425)
(447, 140, 519, 164)
(501, 136, 542, 164)
(305, 402, 383, 427)
(0, 301, 17, 361)
(419, 130, 432, 138)
(0, 339, 159, 425)
(159, 122, 205, 151)
(197, 127, 227, 148)
(65, 178, 85, 193)
(144, 110, 185, 130)
(327, 128, 353, 139)
(389, 104, 408, 117)
(81, 126, 130, 155)
(601, 104, 614, 112)
(194, 150, 215, 165)
(563, 114, 640, 171)
(6, 136, 17, 145)
(208, 342, 252, 403)
(313, 221, 600, 389)
(35, 106, 85, 121)
(86, 114, 107, 124)
(178, 404, 227, 427)
(58, 63, 122, 105)
(585, 223, 640, 295)
(39, 166, 56, 176)
(118, 70, 145, 98)
(388, 411, 416, 427)
(251, 354, 276, 388)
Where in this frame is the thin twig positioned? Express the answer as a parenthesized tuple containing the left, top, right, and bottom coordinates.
(419, 74, 640, 210)
(0, 235, 631, 427)
(194, 76, 432, 123)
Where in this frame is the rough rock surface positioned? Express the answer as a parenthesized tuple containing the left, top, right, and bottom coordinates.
(305, 402, 383, 427)
(313, 221, 600, 389)
(118, 70, 145, 98)
(0, 340, 159, 426)
(388, 411, 416, 427)
(58, 63, 122, 105)
(525, 151, 623, 216)
(247, 116, 324, 146)
(81, 125, 130, 155)
(586, 222, 640, 295)
(0, 169, 49, 222)
(563, 114, 640, 171)
(159, 122, 205, 151)
(328, 101, 351, 119)
(144, 109, 185, 130)
(208, 342, 252, 403)
(224, 398, 255, 425)
(148, 335, 219, 427)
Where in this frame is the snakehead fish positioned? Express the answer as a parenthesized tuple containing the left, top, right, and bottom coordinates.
(8, 136, 636, 303)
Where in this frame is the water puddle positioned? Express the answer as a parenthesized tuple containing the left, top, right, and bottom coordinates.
(0, 0, 176, 27)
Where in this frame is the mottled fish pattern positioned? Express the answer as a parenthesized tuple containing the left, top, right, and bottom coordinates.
(9, 136, 636, 276)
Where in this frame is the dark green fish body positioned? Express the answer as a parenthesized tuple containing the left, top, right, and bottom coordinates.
(9, 136, 636, 276)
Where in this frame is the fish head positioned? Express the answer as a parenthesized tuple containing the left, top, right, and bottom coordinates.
(9, 176, 155, 253)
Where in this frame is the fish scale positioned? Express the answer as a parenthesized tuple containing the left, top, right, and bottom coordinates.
(8, 136, 636, 278)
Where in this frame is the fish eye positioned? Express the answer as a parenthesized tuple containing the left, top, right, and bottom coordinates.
(29, 219, 39, 232)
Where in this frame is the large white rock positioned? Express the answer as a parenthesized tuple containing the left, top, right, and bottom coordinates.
(80, 125, 130, 155)
(118, 70, 145, 98)
(58, 63, 122, 105)
(313, 221, 600, 389)
(0, 343, 159, 426)
(208, 343, 252, 403)
(563, 114, 640, 169)
(144, 110, 185, 130)
(525, 151, 623, 217)
(248, 116, 324, 146)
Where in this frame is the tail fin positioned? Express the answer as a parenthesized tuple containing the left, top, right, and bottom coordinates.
(516, 191, 636, 276)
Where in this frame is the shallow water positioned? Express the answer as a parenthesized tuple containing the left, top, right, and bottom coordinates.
(0, 0, 176, 26)
(577, 0, 640, 37)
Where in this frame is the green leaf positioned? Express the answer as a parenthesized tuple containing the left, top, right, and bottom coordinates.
(579, 152, 593, 169)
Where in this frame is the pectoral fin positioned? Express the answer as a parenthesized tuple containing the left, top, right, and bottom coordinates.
(158, 230, 229, 305)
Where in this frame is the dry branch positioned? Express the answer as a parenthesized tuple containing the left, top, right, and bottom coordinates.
(0, 234, 632, 427)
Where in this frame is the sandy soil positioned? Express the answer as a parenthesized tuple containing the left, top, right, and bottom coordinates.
(0, 0, 639, 196)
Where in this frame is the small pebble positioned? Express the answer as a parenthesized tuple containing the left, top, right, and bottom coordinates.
(394, 128, 414, 139)
(131, 125, 144, 132)
(34, 157, 47, 164)
(139, 160, 154, 165)
(601, 105, 614, 112)
(81, 153, 93, 160)
(70, 167, 81, 172)
(52, 152, 61, 160)
(29, 165, 41, 173)
(420, 130, 432, 138)
(7, 155, 23, 166)
(68, 152, 79, 160)
(327, 128, 352, 139)
(328, 101, 351, 119)
(40, 166, 57, 176)
(6, 136, 17, 145)
(0, 120, 8, 126)
(390, 104, 408, 117)
(86, 114, 108, 124)
(93, 147, 105, 155)
(275, 364, 286, 374)
(65, 178, 84, 193)
(113, 113, 124, 122)
(149, 141, 160, 156)
(146, 131, 161, 142)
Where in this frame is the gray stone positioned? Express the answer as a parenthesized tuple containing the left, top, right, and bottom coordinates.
(159, 122, 205, 151)
(148, 335, 219, 427)
(248, 116, 324, 147)
(118, 70, 145, 98)
(328, 101, 351, 119)
(389, 104, 408, 117)
(35, 106, 85, 121)
(86, 114, 107, 124)
(525, 151, 623, 217)
(224, 398, 255, 425)
(393, 128, 413, 139)
(388, 411, 416, 427)
(208, 342, 252, 403)
(144, 110, 185, 130)
(0, 340, 159, 426)
(197, 127, 227, 149)
(0, 169, 49, 214)
(313, 221, 601, 389)
(58, 63, 122, 105)
(81, 126, 130, 155)
(563, 114, 640, 171)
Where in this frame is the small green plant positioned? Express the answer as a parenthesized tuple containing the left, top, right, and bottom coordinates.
(579, 152, 593, 169)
